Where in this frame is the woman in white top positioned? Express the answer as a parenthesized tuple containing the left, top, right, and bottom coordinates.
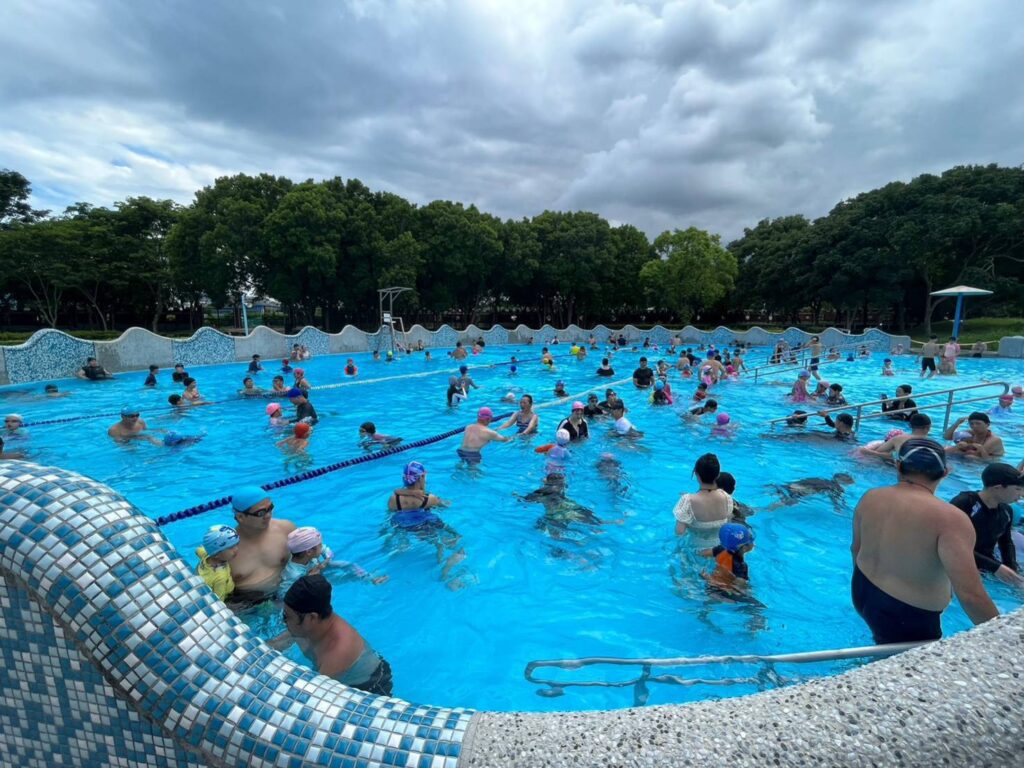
(674, 453, 734, 535)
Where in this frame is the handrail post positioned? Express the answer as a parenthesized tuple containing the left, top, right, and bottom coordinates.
(856, 405, 862, 432)
(943, 390, 955, 433)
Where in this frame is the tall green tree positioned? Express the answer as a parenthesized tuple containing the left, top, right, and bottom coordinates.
(641, 227, 737, 323)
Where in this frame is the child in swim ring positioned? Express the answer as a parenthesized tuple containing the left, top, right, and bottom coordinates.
(344, 359, 358, 376)
(881, 358, 894, 376)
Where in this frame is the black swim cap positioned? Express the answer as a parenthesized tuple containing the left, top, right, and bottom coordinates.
(967, 411, 990, 424)
(284, 574, 333, 618)
(897, 438, 946, 480)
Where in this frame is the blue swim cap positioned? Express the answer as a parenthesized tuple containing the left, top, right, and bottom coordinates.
(203, 525, 239, 557)
(403, 461, 427, 486)
(655, 380, 665, 390)
(231, 485, 269, 513)
(719, 523, 754, 553)
(459, 365, 468, 374)
(163, 431, 183, 446)
(510, 365, 517, 373)
(120, 404, 141, 417)
(286, 387, 305, 398)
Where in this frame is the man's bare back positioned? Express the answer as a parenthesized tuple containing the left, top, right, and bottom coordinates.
(853, 483, 996, 619)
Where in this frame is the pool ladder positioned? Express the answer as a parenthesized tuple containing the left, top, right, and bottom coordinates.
(764, 380, 1010, 433)
(749, 341, 883, 382)
(524, 642, 926, 706)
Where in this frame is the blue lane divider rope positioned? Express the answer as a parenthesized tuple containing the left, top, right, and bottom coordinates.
(154, 411, 514, 526)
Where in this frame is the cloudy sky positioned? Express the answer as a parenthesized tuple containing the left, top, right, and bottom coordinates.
(2, 0, 1022, 240)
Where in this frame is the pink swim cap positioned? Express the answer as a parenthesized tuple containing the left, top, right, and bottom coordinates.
(716, 413, 730, 425)
(294, 368, 305, 376)
(572, 401, 584, 411)
(1012, 385, 1023, 394)
(884, 428, 905, 441)
(999, 394, 1013, 404)
(266, 403, 282, 415)
(477, 406, 493, 421)
(287, 526, 322, 554)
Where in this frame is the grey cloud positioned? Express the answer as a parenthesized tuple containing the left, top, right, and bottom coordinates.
(0, 0, 1022, 242)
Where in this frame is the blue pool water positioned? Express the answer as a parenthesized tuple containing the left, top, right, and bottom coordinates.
(2, 344, 1022, 712)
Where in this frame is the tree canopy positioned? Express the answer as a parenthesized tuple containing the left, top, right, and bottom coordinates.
(0, 164, 1021, 334)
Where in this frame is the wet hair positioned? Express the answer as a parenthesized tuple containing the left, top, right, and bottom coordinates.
(694, 453, 721, 483)
(908, 412, 932, 429)
(521, 394, 534, 405)
(715, 471, 736, 495)
(284, 575, 333, 619)
(967, 411, 990, 424)
(704, 399, 718, 410)
(242, 377, 253, 385)
(697, 383, 708, 390)
(168, 394, 182, 405)
(829, 383, 843, 392)
(360, 421, 376, 434)
(836, 413, 855, 428)
(148, 365, 158, 372)
(786, 410, 808, 426)
(602, 358, 609, 365)
(896, 384, 912, 395)
(183, 377, 196, 387)
(44, 384, 58, 393)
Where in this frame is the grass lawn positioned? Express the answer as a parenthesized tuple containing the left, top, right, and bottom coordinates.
(906, 317, 1024, 345)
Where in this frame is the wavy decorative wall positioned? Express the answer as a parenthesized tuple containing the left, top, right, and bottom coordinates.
(1, 461, 1020, 767)
(0, 324, 916, 385)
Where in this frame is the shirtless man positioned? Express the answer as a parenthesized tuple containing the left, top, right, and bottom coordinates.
(457, 407, 512, 463)
(107, 406, 161, 444)
(807, 336, 823, 381)
(271, 575, 393, 695)
(864, 413, 932, 461)
(228, 485, 297, 602)
(943, 411, 1005, 458)
(452, 341, 468, 361)
(918, 336, 939, 379)
(851, 438, 998, 643)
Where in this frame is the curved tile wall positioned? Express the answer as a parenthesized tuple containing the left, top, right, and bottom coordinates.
(0, 324, 917, 385)
(0, 461, 474, 768)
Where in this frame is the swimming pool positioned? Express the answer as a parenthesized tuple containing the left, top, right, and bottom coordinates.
(2, 344, 1022, 712)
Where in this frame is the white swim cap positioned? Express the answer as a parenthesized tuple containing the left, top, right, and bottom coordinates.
(555, 429, 571, 445)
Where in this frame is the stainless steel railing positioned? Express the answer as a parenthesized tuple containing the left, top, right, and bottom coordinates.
(524, 642, 926, 705)
(764, 381, 1010, 433)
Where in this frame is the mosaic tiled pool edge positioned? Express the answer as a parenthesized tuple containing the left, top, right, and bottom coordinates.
(0, 324, 918, 385)
(0, 461, 474, 768)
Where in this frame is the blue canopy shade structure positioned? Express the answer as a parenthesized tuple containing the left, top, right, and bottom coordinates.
(929, 285, 993, 338)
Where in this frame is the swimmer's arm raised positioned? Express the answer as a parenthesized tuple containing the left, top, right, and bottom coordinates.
(943, 417, 966, 442)
(938, 515, 998, 625)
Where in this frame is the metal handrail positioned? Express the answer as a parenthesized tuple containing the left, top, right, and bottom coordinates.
(765, 381, 1010, 433)
(751, 356, 846, 383)
(525, 642, 926, 705)
(755, 340, 874, 366)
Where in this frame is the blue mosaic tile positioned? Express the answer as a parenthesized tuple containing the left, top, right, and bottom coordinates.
(2, 329, 97, 384)
(0, 460, 476, 768)
(290, 326, 331, 356)
(480, 325, 509, 346)
(431, 325, 458, 349)
(172, 327, 237, 368)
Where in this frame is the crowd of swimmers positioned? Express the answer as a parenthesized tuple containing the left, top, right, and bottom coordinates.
(3, 332, 1023, 696)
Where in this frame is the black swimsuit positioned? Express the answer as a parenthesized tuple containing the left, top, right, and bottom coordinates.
(851, 564, 942, 644)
